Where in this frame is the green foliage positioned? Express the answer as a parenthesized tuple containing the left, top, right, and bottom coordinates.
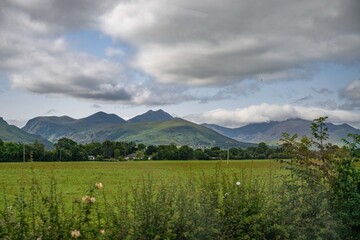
(280, 116, 360, 239)
(332, 159, 360, 239)
(342, 133, 360, 158)
(0, 151, 359, 239)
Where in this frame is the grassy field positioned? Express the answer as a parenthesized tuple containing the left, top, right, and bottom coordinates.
(1, 159, 358, 239)
(0, 160, 281, 207)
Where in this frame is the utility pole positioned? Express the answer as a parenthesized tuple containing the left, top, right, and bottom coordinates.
(227, 148, 229, 165)
(23, 143, 25, 162)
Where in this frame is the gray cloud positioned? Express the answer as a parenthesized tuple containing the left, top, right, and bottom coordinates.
(45, 109, 56, 114)
(101, 0, 360, 86)
(0, 0, 209, 105)
(294, 95, 313, 104)
(1, 0, 359, 107)
(312, 87, 333, 95)
(0, 0, 136, 102)
(341, 80, 360, 109)
(3, 0, 118, 32)
(91, 104, 102, 109)
(198, 81, 261, 103)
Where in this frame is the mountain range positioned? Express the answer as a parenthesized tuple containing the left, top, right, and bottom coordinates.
(202, 118, 360, 146)
(1, 110, 359, 148)
(20, 110, 251, 148)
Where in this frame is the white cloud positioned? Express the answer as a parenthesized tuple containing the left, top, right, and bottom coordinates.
(185, 103, 360, 127)
(2, 31, 132, 101)
(0, 0, 201, 105)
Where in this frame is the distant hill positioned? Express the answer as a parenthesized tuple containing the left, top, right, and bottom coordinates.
(22, 111, 252, 148)
(127, 109, 173, 123)
(0, 117, 53, 148)
(203, 119, 360, 146)
(22, 112, 126, 142)
(112, 118, 253, 148)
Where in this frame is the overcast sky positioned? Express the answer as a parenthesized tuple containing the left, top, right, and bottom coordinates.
(0, 0, 360, 128)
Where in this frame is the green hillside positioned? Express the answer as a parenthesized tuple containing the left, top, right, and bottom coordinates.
(0, 117, 52, 148)
(22, 112, 126, 142)
(59, 118, 253, 148)
(113, 118, 253, 148)
(22, 111, 253, 148)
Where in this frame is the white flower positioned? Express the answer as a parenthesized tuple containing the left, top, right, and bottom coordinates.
(236, 181, 241, 186)
(100, 229, 105, 235)
(71, 229, 81, 238)
(223, 192, 229, 199)
(82, 196, 95, 204)
(81, 196, 90, 203)
(95, 182, 103, 189)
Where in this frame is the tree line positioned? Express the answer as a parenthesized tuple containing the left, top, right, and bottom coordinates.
(0, 132, 359, 162)
(0, 137, 289, 162)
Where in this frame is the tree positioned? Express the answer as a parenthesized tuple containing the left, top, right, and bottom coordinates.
(311, 116, 329, 161)
(55, 138, 78, 150)
(84, 142, 102, 157)
(145, 145, 158, 156)
(342, 133, 360, 158)
(55, 138, 83, 161)
(1, 142, 21, 162)
(137, 143, 146, 151)
(114, 148, 121, 160)
(194, 149, 210, 160)
(31, 140, 45, 161)
(102, 140, 114, 159)
(178, 145, 194, 160)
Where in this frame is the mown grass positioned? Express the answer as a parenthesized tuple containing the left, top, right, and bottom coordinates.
(0, 160, 281, 208)
(0, 160, 290, 239)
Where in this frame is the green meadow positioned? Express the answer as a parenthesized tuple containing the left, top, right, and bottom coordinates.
(0, 158, 358, 239)
(0, 160, 281, 206)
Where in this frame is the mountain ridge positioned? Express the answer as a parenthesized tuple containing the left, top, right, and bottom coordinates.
(21, 110, 252, 148)
(202, 118, 360, 146)
(14, 111, 360, 148)
(0, 117, 53, 148)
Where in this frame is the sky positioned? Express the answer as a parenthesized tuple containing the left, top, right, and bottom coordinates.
(0, 0, 360, 128)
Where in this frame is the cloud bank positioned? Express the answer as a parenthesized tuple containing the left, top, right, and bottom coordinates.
(185, 103, 360, 128)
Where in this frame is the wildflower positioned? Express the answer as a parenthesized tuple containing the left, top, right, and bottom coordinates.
(82, 196, 90, 203)
(100, 229, 105, 235)
(81, 195, 96, 204)
(236, 181, 241, 186)
(71, 229, 81, 238)
(95, 182, 103, 189)
(223, 192, 229, 199)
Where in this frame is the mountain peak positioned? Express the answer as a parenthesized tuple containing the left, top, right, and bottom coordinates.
(128, 109, 173, 123)
(80, 111, 125, 124)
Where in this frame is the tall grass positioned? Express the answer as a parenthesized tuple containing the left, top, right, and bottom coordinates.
(0, 163, 349, 240)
